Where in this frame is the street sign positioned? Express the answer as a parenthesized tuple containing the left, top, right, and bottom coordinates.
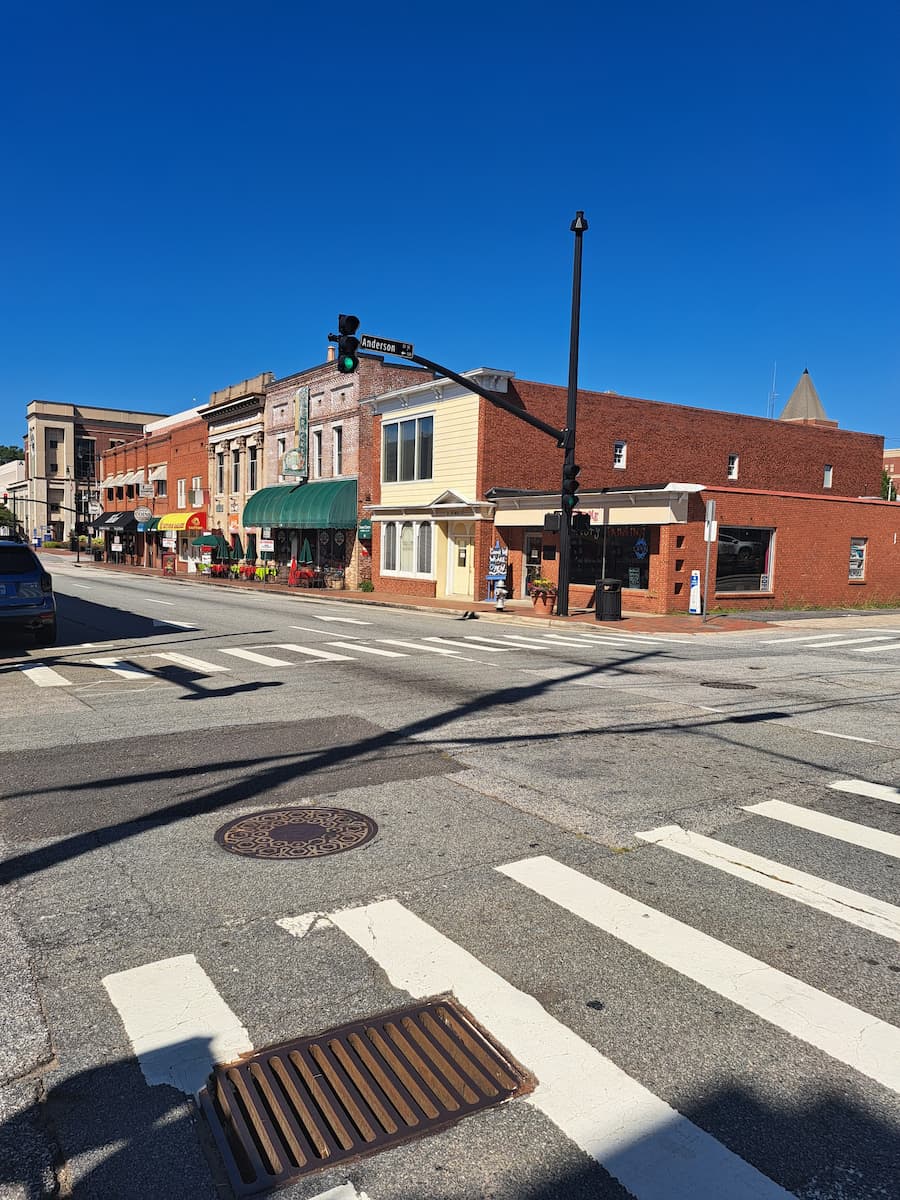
(359, 334, 414, 358)
(134, 506, 153, 522)
(88, 501, 103, 516)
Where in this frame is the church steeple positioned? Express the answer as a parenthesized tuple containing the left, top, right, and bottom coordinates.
(778, 369, 836, 426)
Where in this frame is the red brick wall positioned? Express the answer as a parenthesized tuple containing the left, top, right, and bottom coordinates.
(477, 381, 884, 499)
(703, 489, 900, 610)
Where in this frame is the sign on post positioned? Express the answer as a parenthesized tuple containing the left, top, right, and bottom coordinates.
(689, 569, 702, 614)
(88, 501, 103, 516)
(359, 334, 414, 358)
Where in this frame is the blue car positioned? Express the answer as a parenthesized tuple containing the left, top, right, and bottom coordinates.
(0, 539, 57, 645)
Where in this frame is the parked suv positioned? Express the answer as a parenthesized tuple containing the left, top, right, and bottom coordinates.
(0, 540, 57, 645)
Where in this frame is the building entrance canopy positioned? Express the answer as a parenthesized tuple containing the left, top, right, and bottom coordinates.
(242, 480, 357, 529)
(157, 511, 207, 531)
(95, 511, 137, 531)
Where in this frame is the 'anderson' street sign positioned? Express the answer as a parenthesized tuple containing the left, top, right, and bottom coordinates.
(359, 334, 414, 358)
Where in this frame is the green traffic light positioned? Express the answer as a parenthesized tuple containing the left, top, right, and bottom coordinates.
(342, 357, 355, 371)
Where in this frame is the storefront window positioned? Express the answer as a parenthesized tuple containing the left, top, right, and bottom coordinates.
(716, 527, 774, 592)
(571, 525, 653, 588)
(849, 538, 866, 580)
(381, 520, 434, 578)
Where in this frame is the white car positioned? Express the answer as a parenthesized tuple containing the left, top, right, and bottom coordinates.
(718, 533, 757, 561)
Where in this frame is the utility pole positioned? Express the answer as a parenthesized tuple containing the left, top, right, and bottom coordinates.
(556, 211, 588, 617)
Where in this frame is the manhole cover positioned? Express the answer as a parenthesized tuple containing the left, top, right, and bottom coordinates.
(214, 807, 378, 860)
(199, 997, 534, 1195)
(701, 681, 757, 690)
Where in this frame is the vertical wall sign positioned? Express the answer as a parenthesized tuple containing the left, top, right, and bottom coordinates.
(282, 386, 310, 479)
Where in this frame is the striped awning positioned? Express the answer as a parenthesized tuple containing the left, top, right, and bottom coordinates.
(242, 479, 357, 530)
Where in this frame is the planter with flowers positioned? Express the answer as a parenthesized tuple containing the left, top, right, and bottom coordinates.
(527, 576, 558, 612)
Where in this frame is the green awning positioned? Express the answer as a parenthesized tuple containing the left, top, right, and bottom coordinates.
(242, 480, 358, 530)
(192, 534, 223, 548)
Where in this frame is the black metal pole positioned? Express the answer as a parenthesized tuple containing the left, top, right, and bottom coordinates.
(556, 211, 588, 617)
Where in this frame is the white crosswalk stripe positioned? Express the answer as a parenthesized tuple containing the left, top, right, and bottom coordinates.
(636, 823, 900, 941)
(151, 652, 231, 673)
(219, 647, 296, 666)
(18, 663, 72, 687)
(318, 900, 793, 1200)
(377, 638, 463, 655)
(498, 854, 900, 1094)
(271, 643, 355, 662)
(327, 641, 408, 658)
(102, 954, 252, 1096)
(829, 778, 900, 804)
(309, 614, 372, 625)
(799, 635, 893, 649)
(855, 640, 900, 653)
(425, 636, 512, 652)
(89, 657, 154, 679)
(744, 800, 900, 860)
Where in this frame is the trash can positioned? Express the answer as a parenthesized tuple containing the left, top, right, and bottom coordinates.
(595, 577, 622, 621)
(93, 549, 103, 562)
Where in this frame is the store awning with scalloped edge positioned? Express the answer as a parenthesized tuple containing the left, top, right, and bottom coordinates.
(157, 510, 207, 531)
(242, 479, 357, 530)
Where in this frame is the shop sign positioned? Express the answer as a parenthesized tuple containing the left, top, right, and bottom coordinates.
(282, 386, 310, 478)
(262, 527, 271, 538)
(487, 540, 508, 580)
(358, 519, 372, 539)
(139, 483, 155, 498)
(112, 538, 123, 551)
(259, 538, 275, 552)
(134, 506, 153, 522)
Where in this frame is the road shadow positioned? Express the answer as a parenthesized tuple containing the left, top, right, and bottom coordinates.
(4, 1039, 899, 1197)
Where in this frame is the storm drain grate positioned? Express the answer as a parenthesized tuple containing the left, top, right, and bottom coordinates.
(199, 997, 534, 1195)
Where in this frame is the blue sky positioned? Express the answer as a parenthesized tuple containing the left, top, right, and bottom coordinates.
(2, 1, 898, 449)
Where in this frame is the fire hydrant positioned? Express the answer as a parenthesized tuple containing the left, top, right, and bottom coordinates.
(495, 583, 507, 612)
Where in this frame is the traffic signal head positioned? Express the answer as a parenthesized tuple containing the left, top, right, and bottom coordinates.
(561, 461, 581, 510)
(337, 313, 360, 374)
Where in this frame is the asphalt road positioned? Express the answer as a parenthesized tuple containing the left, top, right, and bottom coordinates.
(1, 558, 899, 1200)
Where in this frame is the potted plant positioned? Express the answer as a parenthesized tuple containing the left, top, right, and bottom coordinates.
(528, 576, 558, 611)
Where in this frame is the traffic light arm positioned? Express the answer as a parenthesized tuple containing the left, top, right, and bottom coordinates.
(409, 353, 569, 447)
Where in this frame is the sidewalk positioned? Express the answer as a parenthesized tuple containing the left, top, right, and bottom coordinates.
(46, 549, 769, 635)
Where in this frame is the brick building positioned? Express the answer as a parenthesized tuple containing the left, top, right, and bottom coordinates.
(98, 408, 207, 568)
(884, 448, 900, 501)
(241, 353, 429, 586)
(367, 368, 899, 612)
(22, 400, 167, 544)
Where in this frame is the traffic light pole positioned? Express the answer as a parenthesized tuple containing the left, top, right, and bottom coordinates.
(556, 211, 588, 617)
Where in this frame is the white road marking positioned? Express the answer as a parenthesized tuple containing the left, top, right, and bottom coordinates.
(102, 954, 252, 1095)
(425, 637, 511, 653)
(68, 584, 94, 590)
(328, 641, 407, 658)
(855, 640, 900, 653)
(378, 639, 462, 655)
(759, 633, 858, 644)
(145, 598, 175, 606)
(89, 658, 154, 679)
(799, 636, 892, 649)
(636, 824, 900, 942)
(19, 664, 72, 688)
(322, 900, 792, 1200)
(151, 652, 230, 673)
(499, 634, 610, 648)
(813, 730, 879, 744)
(828, 779, 900, 805)
(219, 647, 295, 666)
(308, 1186, 373, 1200)
(290, 624, 361, 639)
(744, 800, 900, 861)
(499, 855, 900, 1095)
(152, 619, 196, 629)
(308, 614, 371, 625)
(583, 630, 693, 644)
(271, 643, 354, 662)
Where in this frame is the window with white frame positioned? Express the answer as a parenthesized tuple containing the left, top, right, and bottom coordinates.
(216, 452, 224, 494)
(849, 537, 867, 580)
(381, 520, 434, 576)
(333, 426, 343, 476)
(613, 440, 627, 469)
(232, 450, 241, 492)
(177, 478, 186, 508)
(727, 453, 739, 480)
(823, 464, 833, 489)
(156, 478, 167, 498)
(312, 430, 323, 478)
(191, 475, 203, 506)
(382, 415, 433, 483)
(248, 445, 258, 491)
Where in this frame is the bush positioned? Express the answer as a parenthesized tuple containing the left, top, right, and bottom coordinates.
(359, 579, 375, 592)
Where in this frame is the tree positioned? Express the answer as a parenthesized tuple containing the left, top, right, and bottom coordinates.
(882, 469, 897, 502)
(0, 445, 24, 465)
(0, 503, 18, 531)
